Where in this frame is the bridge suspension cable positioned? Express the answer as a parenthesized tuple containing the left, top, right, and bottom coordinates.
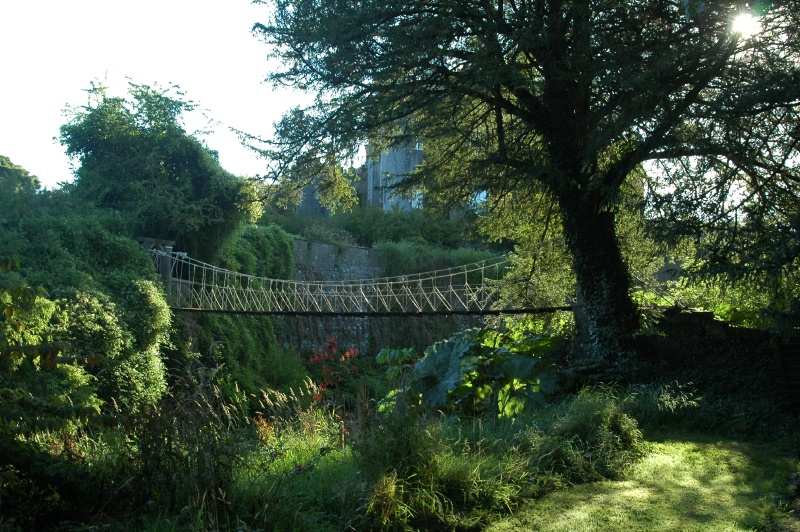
(148, 249, 572, 316)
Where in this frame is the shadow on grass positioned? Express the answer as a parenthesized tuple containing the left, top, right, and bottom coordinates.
(486, 432, 799, 532)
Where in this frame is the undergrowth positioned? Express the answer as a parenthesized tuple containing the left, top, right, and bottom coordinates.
(232, 385, 645, 530)
(2, 336, 795, 530)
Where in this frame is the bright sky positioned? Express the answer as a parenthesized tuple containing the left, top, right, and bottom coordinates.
(0, 0, 309, 189)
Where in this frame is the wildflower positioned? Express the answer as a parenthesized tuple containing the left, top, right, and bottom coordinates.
(327, 336, 338, 353)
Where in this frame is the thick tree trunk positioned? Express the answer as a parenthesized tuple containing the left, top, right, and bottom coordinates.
(559, 202, 640, 363)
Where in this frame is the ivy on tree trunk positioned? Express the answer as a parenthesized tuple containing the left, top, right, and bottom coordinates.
(561, 205, 639, 362)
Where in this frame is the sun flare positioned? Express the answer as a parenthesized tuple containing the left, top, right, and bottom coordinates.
(733, 13, 761, 38)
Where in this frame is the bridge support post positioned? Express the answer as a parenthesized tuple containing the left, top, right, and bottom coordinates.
(160, 246, 173, 278)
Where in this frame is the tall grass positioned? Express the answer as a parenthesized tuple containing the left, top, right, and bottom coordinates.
(126, 383, 645, 530)
(350, 387, 645, 529)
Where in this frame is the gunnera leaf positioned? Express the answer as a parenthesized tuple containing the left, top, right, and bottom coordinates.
(412, 329, 480, 408)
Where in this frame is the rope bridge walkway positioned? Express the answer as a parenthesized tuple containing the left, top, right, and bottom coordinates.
(148, 249, 572, 316)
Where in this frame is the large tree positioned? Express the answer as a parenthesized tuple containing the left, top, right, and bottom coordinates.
(60, 82, 262, 260)
(253, 1, 800, 361)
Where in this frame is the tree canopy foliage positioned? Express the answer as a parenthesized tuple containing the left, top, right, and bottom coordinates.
(60, 82, 263, 260)
(0, 155, 40, 197)
(254, 0, 800, 361)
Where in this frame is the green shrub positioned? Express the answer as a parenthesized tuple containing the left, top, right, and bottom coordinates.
(56, 289, 166, 412)
(1, 276, 102, 434)
(0, 260, 103, 529)
(3, 198, 153, 293)
(216, 223, 294, 279)
(101, 274, 171, 352)
(408, 328, 569, 417)
(195, 313, 307, 399)
(374, 240, 498, 276)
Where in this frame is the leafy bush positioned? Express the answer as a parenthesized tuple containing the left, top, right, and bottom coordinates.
(216, 223, 294, 279)
(374, 240, 498, 276)
(56, 289, 166, 412)
(0, 193, 154, 293)
(102, 274, 171, 352)
(194, 313, 307, 400)
(0, 259, 102, 529)
(0, 155, 41, 220)
(525, 387, 645, 483)
(408, 328, 570, 417)
(329, 205, 466, 248)
(1, 259, 102, 428)
(668, 276, 775, 329)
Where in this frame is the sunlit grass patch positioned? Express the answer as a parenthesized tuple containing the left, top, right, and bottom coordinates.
(486, 434, 798, 531)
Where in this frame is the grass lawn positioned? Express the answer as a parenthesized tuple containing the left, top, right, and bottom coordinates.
(486, 432, 799, 532)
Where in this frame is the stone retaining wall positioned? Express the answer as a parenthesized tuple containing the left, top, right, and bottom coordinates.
(273, 239, 480, 355)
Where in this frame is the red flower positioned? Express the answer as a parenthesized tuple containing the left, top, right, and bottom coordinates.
(327, 336, 338, 353)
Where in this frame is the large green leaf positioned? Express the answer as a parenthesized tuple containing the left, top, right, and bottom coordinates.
(409, 328, 571, 415)
(496, 354, 541, 382)
(412, 329, 480, 408)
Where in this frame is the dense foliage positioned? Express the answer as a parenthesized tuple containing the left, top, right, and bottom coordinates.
(216, 222, 295, 279)
(60, 82, 262, 260)
(0, 187, 170, 414)
(0, 142, 297, 527)
(327, 205, 468, 249)
(381, 328, 570, 417)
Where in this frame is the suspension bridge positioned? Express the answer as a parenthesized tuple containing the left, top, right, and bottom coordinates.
(148, 249, 573, 316)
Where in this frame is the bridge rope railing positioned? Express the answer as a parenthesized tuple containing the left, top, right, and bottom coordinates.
(146, 249, 563, 316)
